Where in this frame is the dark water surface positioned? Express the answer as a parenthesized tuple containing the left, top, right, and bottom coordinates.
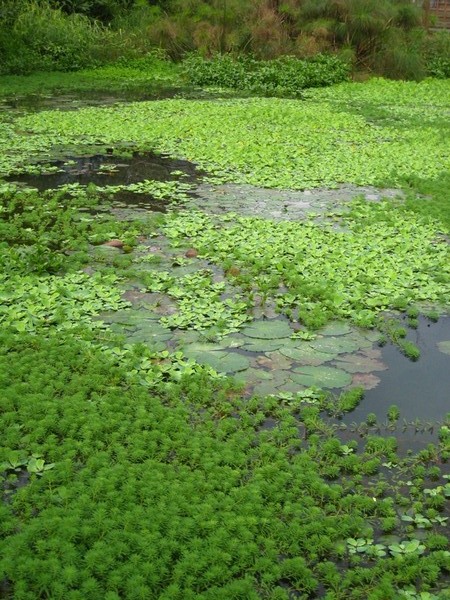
(345, 316, 449, 424)
(11, 152, 202, 191)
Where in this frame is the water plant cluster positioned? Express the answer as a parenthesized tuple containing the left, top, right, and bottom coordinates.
(7, 78, 449, 194)
(162, 204, 449, 330)
(2, 327, 450, 599)
(1, 72, 450, 597)
(183, 53, 350, 96)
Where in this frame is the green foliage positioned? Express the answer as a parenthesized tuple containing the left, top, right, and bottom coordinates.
(184, 53, 350, 96)
(0, 1, 174, 75)
(0, 0, 448, 80)
(1, 331, 449, 598)
(161, 206, 449, 329)
(0, 0, 106, 74)
(142, 269, 251, 336)
(11, 78, 449, 195)
(424, 31, 450, 79)
(0, 59, 449, 599)
(0, 55, 180, 96)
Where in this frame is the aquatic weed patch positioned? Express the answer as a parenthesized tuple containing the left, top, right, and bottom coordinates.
(8, 79, 450, 190)
(0, 185, 160, 333)
(0, 58, 181, 98)
(1, 331, 450, 599)
(162, 203, 450, 329)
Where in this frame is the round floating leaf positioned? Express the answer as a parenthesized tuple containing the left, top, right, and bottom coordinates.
(101, 308, 159, 325)
(240, 367, 274, 383)
(279, 379, 308, 394)
(291, 366, 352, 389)
(437, 340, 450, 355)
(320, 322, 352, 336)
(279, 344, 336, 365)
(363, 329, 383, 343)
(252, 374, 290, 397)
(347, 333, 373, 349)
(183, 342, 228, 354)
(242, 320, 292, 340)
(334, 353, 387, 374)
(172, 330, 201, 345)
(309, 336, 361, 355)
(128, 331, 172, 344)
(219, 334, 246, 349)
(256, 352, 293, 371)
(351, 373, 381, 390)
(184, 349, 250, 373)
(242, 337, 290, 352)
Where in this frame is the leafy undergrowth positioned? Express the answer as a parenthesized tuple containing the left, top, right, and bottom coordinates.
(1, 331, 450, 600)
(1, 78, 450, 598)
(183, 53, 350, 96)
(0, 186, 159, 333)
(401, 172, 450, 232)
(162, 202, 449, 330)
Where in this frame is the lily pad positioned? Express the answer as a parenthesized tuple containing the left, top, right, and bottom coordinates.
(242, 337, 290, 352)
(182, 342, 228, 354)
(320, 322, 352, 336)
(172, 330, 202, 345)
(242, 320, 292, 340)
(437, 340, 450, 355)
(333, 353, 387, 374)
(183, 348, 250, 373)
(240, 368, 274, 383)
(252, 305, 279, 320)
(291, 366, 352, 389)
(252, 373, 291, 397)
(351, 373, 381, 390)
(219, 335, 246, 349)
(255, 352, 293, 371)
(100, 308, 159, 325)
(279, 344, 337, 366)
(362, 329, 382, 343)
(359, 347, 383, 360)
(309, 336, 361, 355)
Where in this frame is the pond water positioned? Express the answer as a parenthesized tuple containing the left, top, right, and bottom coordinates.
(346, 316, 450, 424)
(3, 90, 449, 450)
(11, 151, 202, 191)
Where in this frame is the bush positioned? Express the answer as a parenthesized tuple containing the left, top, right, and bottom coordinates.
(425, 31, 450, 78)
(183, 53, 350, 96)
(0, 0, 155, 75)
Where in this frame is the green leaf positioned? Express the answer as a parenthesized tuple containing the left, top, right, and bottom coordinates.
(291, 366, 352, 389)
(241, 320, 293, 340)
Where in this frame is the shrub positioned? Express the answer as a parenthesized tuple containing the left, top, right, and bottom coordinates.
(183, 53, 350, 96)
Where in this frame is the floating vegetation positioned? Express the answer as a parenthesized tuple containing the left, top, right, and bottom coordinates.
(162, 205, 449, 330)
(1, 75, 449, 598)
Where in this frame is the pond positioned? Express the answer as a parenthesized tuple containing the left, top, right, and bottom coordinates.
(8, 131, 448, 451)
(2, 81, 450, 600)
